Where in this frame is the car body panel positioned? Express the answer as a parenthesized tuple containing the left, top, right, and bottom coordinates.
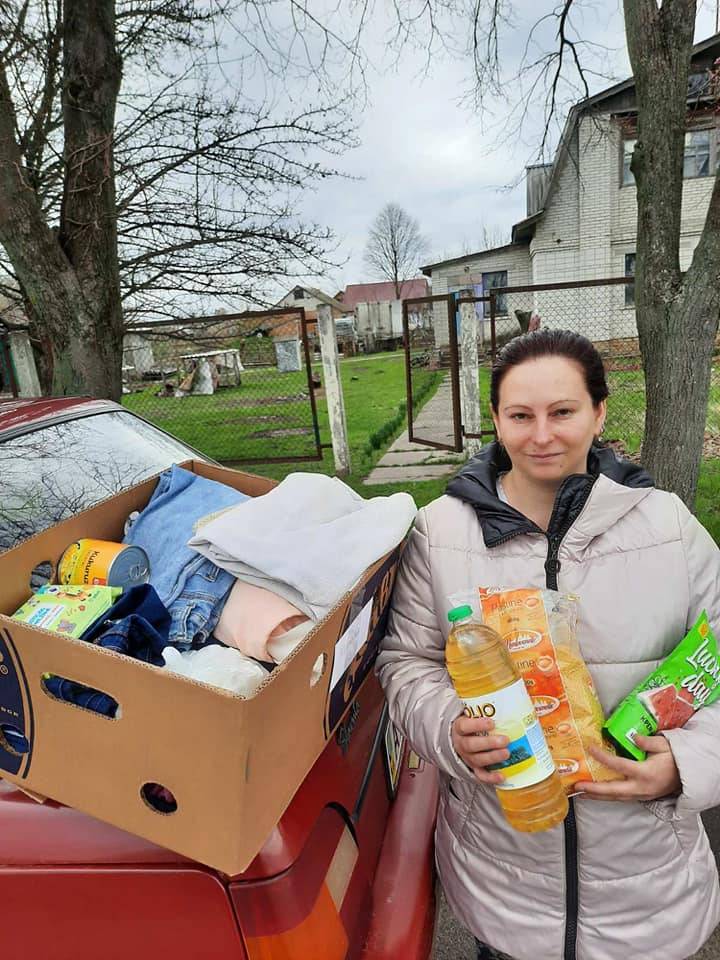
(0, 867, 247, 958)
(0, 397, 115, 436)
(0, 398, 438, 958)
(361, 754, 439, 959)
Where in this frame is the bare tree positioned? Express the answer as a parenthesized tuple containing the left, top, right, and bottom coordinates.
(363, 202, 428, 299)
(380, 0, 719, 507)
(622, 0, 719, 506)
(0, 0, 357, 399)
(432, 224, 509, 262)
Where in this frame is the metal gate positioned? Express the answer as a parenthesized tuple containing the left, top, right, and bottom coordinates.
(401, 292, 499, 451)
(402, 294, 462, 451)
(477, 277, 638, 448)
(404, 276, 646, 455)
(122, 308, 323, 464)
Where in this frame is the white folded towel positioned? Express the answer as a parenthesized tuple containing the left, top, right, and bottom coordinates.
(188, 472, 417, 620)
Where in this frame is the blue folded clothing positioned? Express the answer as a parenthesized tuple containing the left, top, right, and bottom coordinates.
(124, 465, 249, 649)
(45, 584, 173, 719)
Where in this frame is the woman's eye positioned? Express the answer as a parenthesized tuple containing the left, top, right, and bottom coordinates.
(510, 413, 528, 421)
(554, 408, 573, 417)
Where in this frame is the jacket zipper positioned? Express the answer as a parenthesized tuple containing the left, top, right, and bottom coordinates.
(563, 801, 579, 960)
(544, 524, 577, 960)
(489, 473, 596, 960)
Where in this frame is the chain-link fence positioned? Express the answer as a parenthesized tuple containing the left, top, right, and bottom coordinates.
(404, 279, 720, 458)
(482, 278, 720, 456)
(403, 295, 462, 450)
(121, 310, 322, 463)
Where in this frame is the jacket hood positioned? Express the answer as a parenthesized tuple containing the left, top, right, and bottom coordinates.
(446, 441, 654, 547)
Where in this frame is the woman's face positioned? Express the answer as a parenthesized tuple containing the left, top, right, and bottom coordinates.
(492, 355, 606, 486)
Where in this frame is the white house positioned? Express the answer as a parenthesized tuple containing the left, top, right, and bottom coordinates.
(423, 33, 720, 346)
(275, 285, 356, 361)
(340, 279, 430, 351)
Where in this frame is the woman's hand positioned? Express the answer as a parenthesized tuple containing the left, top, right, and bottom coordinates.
(451, 715, 509, 785)
(575, 735, 681, 802)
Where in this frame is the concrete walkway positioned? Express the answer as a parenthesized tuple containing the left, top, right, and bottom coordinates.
(365, 376, 466, 484)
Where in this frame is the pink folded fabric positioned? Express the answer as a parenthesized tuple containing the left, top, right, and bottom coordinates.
(214, 579, 309, 661)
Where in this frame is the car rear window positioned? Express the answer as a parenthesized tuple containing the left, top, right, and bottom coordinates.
(0, 410, 200, 551)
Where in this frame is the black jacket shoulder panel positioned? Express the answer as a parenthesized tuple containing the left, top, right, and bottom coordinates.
(445, 442, 654, 547)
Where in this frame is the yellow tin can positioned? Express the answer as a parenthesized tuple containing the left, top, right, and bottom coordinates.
(58, 539, 150, 591)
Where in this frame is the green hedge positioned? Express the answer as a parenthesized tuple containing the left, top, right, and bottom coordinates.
(363, 371, 440, 457)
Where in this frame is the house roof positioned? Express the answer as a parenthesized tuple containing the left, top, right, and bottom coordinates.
(278, 286, 352, 314)
(510, 31, 720, 244)
(302, 287, 353, 313)
(421, 242, 525, 277)
(341, 278, 429, 309)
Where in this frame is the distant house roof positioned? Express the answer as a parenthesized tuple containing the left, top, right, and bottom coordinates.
(277, 286, 352, 315)
(302, 287, 353, 313)
(421, 242, 525, 277)
(341, 278, 429, 309)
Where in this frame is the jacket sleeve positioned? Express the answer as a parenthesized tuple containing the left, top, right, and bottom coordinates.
(375, 508, 477, 784)
(650, 494, 720, 820)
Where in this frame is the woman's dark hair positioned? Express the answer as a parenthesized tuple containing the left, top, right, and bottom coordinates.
(490, 329, 609, 411)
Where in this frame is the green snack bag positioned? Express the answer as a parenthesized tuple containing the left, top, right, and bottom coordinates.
(11, 584, 121, 639)
(603, 612, 720, 761)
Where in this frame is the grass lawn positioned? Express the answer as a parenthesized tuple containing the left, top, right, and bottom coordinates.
(604, 367, 720, 453)
(124, 350, 442, 480)
(124, 350, 720, 541)
(696, 459, 720, 544)
(124, 366, 318, 462)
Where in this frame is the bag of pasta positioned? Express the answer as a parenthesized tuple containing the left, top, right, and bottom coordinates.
(476, 587, 621, 793)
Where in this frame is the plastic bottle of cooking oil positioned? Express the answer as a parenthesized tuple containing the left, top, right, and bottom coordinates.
(446, 605, 568, 833)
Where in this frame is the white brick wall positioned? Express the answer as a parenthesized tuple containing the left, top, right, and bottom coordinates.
(526, 111, 719, 341)
(428, 245, 532, 346)
(427, 109, 717, 348)
(429, 245, 532, 291)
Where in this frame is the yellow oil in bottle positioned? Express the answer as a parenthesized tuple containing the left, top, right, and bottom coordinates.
(446, 605, 568, 833)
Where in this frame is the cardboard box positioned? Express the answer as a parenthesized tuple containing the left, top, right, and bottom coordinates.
(0, 462, 403, 874)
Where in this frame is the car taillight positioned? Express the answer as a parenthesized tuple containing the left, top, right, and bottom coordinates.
(231, 807, 360, 960)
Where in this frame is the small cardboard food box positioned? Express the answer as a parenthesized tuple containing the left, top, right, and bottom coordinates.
(0, 462, 403, 875)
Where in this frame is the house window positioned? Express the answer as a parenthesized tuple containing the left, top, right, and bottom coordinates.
(683, 129, 711, 178)
(622, 128, 716, 186)
(624, 253, 635, 307)
(293, 287, 305, 300)
(482, 271, 508, 315)
(622, 139, 636, 186)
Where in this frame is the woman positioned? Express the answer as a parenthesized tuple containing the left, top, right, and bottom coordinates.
(376, 329, 720, 960)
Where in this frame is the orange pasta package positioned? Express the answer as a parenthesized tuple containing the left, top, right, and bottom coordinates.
(478, 587, 622, 793)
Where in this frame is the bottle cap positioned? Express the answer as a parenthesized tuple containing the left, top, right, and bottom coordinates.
(447, 604, 473, 623)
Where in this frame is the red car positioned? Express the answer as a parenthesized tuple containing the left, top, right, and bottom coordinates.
(0, 397, 438, 960)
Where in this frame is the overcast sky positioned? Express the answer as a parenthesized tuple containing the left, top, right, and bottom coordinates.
(293, 0, 718, 296)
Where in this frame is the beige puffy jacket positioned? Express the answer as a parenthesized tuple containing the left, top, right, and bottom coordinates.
(377, 447, 720, 960)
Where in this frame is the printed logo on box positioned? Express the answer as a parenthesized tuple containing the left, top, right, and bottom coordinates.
(0, 629, 33, 778)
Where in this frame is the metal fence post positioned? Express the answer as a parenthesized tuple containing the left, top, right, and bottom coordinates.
(459, 299, 482, 457)
(317, 303, 351, 476)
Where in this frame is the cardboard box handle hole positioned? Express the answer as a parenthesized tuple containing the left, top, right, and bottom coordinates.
(41, 675, 120, 720)
(310, 652, 327, 687)
(0, 723, 29, 756)
(141, 782, 178, 815)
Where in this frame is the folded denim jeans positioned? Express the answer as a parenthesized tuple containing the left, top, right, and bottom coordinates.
(82, 584, 171, 664)
(123, 465, 248, 648)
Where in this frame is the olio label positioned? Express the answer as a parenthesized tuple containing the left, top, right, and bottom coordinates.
(464, 679, 555, 790)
